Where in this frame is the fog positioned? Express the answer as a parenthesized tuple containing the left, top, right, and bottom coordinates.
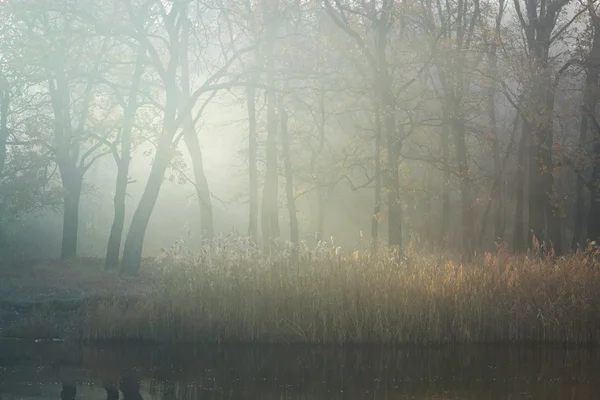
(2, 94, 373, 258)
(0, 0, 598, 267)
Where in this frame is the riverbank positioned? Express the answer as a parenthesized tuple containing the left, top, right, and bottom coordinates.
(2, 243, 600, 344)
(0, 258, 152, 341)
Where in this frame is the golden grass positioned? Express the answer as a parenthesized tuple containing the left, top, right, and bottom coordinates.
(77, 238, 600, 345)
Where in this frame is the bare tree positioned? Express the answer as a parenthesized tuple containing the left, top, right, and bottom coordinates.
(260, 0, 281, 246)
(180, 13, 214, 241)
(120, 0, 248, 272)
(0, 76, 9, 178)
(10, 1, 118, 258)
(280, 105, 299, 247)
(485, 0, 507, 242)
(573, 0, 600, 249)
(424, 0, 481, 255)
(585, 1, 600, 245)
(513, 0, 573, 254)
(105, 42, 147, 268)
(323, 0, 405, 250)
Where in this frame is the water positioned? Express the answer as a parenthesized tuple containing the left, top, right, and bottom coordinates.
(1, 341, 599, 399)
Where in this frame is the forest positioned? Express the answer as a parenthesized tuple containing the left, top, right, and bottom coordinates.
(4, 0, 600, 344)
(1, 0, 599, 270)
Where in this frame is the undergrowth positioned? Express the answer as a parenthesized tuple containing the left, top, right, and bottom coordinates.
(81, 235, 600, 344)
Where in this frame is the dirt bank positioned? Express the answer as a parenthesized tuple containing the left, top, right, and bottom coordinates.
(0, 258, 153, 340)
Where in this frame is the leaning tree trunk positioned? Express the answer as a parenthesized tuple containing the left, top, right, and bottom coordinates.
(105, 43, 145, 268)
(121, 136, 173, 273)
(121, 92, 177, 273)
(280, 108, 299, 247)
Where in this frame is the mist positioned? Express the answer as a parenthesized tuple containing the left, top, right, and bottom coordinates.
(0, 0, 598, 267)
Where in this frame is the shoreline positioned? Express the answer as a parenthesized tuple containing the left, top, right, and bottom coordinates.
(2, 252, 600, 345)
(3, 299, 600, 346)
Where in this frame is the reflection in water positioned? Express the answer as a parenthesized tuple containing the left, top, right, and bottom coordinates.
(104, 383, 119, 400)
(60, 383, 76, 400)
(121, 376, 144, 400)
(1, 343, 600, 399)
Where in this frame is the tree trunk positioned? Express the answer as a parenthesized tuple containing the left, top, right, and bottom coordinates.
(311, 91, 327, 244)
(488, 55, 503, 242)
(588, 125, 600, 243)
(478, 107, 519, 250)
(60, 168, 82, 259)
(573, 108, 592, 250)
(105, 158, 128, 267)
(0, 79, 9, 177)
(180, 16, 213, 241)
(316, 184, 324, 243)
(453, 103, 475, 256)
(121, 81, 177, 274)
(183, 126, 214, 240)
(386, 121, 402, 250)
(376, 23, 402, 250)
(439, 103, 451, 244)
(573, 25, 600, 249)
(516, 0, 566, 255)
(261, 9, 280, 246)
(247, 84, 259, 242)
(371, 104, 382, 250)
(261, 94, 280, 245)
(513, 121, 528, 252)
(49, 72, 83, 260)
(105, 44, 145, 268)
(280, 108, 298, 247)
(490, 0, 505, 243)
(528, 73, 562, 254)
(121, 135, 173, 273)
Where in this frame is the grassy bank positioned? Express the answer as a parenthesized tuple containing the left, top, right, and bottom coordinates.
(77, 239, 600, 344)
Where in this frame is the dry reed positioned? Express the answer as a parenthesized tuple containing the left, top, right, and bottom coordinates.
(81, 236, 600, 344)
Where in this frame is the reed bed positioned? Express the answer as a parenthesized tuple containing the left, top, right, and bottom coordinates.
(82, 237, 600, 344)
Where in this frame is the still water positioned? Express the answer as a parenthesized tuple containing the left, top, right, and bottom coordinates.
(0, 342, 599, 399)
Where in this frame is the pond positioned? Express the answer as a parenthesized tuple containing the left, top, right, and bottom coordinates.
(0, 341, 599, 399)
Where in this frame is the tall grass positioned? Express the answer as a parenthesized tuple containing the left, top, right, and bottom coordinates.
(82, 236, 600, 344)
